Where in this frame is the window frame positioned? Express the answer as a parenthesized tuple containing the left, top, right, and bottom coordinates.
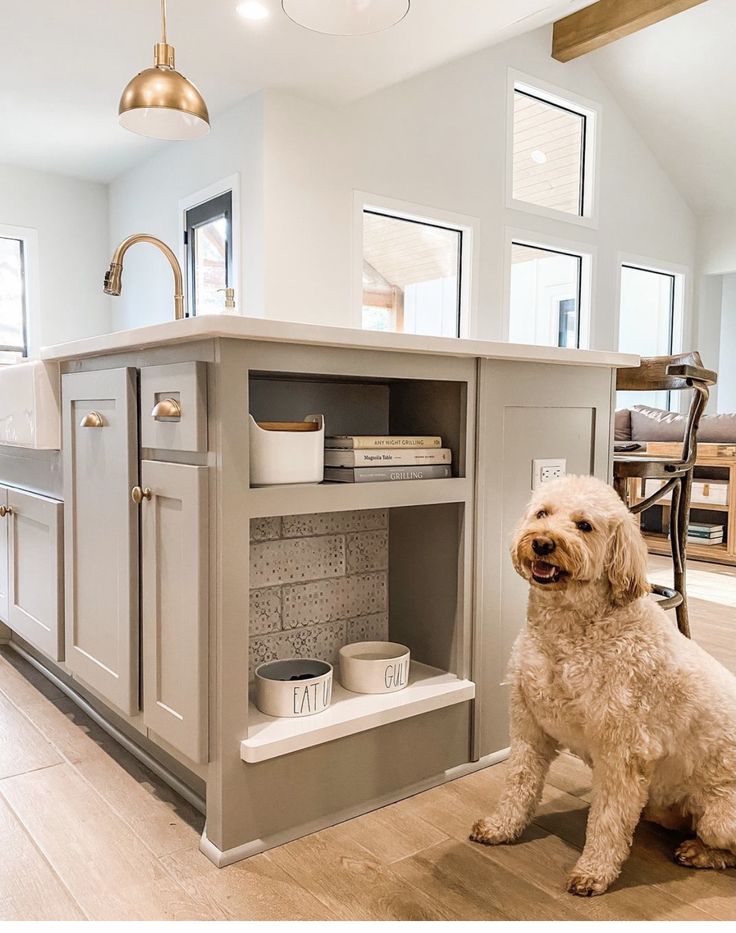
(0, 223, 37, 359)
(506, 70, 600, 229)
(178, 174, 241, 317)
(352, 191, 479, 338)
(615, 255, 688, 411)
(504, 228, 595, 350)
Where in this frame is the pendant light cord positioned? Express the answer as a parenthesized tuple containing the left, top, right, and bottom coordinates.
(161, 0, 168, 43)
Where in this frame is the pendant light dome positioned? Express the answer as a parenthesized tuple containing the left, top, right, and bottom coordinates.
(282, 0, 410, 36)
(119, 0, 209, 140)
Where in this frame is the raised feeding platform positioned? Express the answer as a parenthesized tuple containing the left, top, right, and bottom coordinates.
(247, 477, 470, 518)
(241, 661, 475, 763)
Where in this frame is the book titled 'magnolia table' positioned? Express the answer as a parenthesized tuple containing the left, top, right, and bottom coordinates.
(325, 448, 452, 467)
(324, 464, 452, 483)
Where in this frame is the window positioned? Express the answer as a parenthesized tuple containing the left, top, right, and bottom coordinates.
(0, 236, 28, 357)
(361, 210, 462, 338)
(184, 191, 232, 316)
(508, 242, 586, 348)
(618, 264, 680, 410)
(509, 77, 598, 222)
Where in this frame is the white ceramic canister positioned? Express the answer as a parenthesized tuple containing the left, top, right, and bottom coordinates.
(255, 658, 333, 717)
(338, 641, 411, 694)
(249, 414, 325, 486)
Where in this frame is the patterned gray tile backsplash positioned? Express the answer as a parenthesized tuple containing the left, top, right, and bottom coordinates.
(281, 509, 387, 538)
(249, 510, 389, 679)
(346, 530, 389, 574)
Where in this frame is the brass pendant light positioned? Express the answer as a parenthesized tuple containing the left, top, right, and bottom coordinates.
(118, 0, 210, 140)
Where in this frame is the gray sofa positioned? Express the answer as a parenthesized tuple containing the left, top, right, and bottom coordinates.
(615, 405, 736, 445)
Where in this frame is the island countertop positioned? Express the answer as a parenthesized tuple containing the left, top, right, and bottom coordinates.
(41, 314, 639, 368)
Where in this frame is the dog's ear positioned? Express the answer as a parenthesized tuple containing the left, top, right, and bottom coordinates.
(607, 513, 651, 606)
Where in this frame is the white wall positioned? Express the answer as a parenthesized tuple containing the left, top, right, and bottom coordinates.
(108, 93, 264, 330)
(718, 273, 736, 412)
(259, 26, 696, 348)
(698, 210, 736, 276)
(0, 162, 110, 354)
(103, 24, 696, 347)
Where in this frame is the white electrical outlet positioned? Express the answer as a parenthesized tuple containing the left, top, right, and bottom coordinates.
(532, 458, 567, 490)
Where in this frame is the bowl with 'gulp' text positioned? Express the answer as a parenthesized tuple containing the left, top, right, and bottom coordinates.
(338, 641, 410, 694)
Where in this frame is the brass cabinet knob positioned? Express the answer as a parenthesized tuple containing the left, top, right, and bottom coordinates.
(80, 410, 104, 428)
(131, 486, 152, 504)
(151, 398, 181, 421)
(0, 505, 13, 518)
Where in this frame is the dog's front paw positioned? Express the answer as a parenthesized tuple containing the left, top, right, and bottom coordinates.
(566, 869, 610, 897)
(469, 816, 516, 846)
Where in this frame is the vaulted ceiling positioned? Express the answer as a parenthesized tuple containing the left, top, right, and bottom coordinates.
(589, 0, 736, 216)
(0, 0, 591, 182)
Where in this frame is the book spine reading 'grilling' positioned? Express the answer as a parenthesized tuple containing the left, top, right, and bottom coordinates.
(324, 448, 452, 467)
(325, 435, 442, 450)
(324, 464, 452, 483)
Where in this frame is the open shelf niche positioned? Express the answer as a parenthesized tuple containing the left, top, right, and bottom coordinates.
(242, 501, 474, 763)
(247, 369, 468, 489)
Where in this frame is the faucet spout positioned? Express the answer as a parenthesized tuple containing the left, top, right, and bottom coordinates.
(103, 234, 185, 320)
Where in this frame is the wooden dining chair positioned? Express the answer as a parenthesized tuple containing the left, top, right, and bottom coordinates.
(613, 351, 717, 638)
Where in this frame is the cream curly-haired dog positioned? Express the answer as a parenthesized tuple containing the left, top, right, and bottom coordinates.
(470, 474, 736, 896)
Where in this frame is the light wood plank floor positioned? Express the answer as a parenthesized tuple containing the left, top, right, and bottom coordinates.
(0, 557, 734, 920)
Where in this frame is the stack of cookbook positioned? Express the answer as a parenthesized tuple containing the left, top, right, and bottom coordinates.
(686, 521, 724, 547)
(323, 435, 452, 483)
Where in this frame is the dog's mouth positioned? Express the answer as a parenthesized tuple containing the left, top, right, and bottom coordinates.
(530, 560, 567, 585)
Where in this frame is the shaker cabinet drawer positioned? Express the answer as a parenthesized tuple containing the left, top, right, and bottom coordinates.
(6, 488, 63, 661)
(140, 362, 207, 454)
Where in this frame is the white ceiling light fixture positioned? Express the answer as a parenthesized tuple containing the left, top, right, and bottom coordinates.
(118, 0, 210, 141)
(530, 149, 548, 164)
(237, 1, 270, 20)
(282, 0, 410, 36)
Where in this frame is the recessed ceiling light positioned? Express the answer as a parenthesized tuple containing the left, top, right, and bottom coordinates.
(237, 1, 270, 20)
(530, 149, 548, 164)
(282, 0, 410, 36)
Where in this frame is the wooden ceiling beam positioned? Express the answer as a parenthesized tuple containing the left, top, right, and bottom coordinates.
(552, 0, 710, 62)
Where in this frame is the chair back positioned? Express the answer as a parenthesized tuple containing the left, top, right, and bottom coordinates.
(617, 351, 713, 468)
(616, 351, 703, 392)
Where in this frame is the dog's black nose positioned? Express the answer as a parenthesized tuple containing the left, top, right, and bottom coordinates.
(532, 537, 555, 556)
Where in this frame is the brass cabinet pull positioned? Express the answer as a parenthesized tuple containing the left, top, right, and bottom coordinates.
(131, 486, 152, 504)
(0, 505, 13, 518)
(80, 410, 104, 428)
(151, 398, 181, 421)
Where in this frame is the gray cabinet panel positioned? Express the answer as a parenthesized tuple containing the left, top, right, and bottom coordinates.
(474, 360, 614, 757)
(7, 488, 63, 661)
(0, 486, 8, 623)
(62, 368, 139, 715)
(141, 459, 208, 763)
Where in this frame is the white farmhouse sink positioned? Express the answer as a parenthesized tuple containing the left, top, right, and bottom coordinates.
(0, 360, 61, 449)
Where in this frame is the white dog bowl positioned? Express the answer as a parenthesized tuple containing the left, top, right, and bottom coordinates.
(255, 658, 333, 718)
(249, 414, 325, 486)
(338, 641, 411, 694)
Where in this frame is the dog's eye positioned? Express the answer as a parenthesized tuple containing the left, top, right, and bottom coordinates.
(536, 510, 548, 520)
(576, 520, 593, 533)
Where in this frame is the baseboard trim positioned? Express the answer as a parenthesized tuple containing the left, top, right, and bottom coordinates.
(199, 747, 511, 867)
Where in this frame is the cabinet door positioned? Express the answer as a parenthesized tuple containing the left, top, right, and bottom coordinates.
(8, 488, 64, 661)
(0, 486, 9, 623)
(62, 368, 139, 715)
(140, 460, 208, 763)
